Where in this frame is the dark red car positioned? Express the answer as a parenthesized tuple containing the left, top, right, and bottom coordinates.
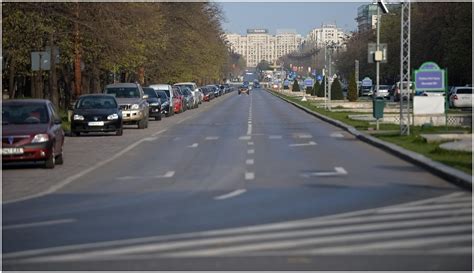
(2, 99, 65, 168)
(172, 86, 185, 113)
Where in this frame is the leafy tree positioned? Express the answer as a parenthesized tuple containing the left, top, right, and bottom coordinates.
(347, 72, 358, 102)
(330, 77, 344, 100)
(316, 77, 325, 97)
(256, 60, 271, 72)
(292, 79, 300, 92)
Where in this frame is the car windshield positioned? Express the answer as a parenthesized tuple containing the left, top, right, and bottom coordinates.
(144, 89, 158, 98)
(2, 103, 49, 124)
(379, 85, 391, 90)
(177, 84, 194, 90)
(456, 88, 473, 94)
(105, 87, 140, 98)
(77, 97, 117, 109)
(156, 91, 168, 100)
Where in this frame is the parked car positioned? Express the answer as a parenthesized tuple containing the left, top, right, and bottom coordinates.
(172, 86, 185, 113)
(104, 82, 149, 129)
(390, 81, 414, 102)
(360, 85, 374, 96)
(149, 84, 174, 117)
(143, 87, 162, 121)
(71, 94, 123, 136)
(206, 85, 220, 98)
(155, 90, 171, 116)
(201, 86, 214, 101)
(174, 82, 202, 105)
(2, 99, 65, 168)
(449, 86, 473, 108)
(181, 87, 195, 110)
(374, 85, 391, 99)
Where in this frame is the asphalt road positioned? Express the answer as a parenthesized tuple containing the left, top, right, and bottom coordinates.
(2, 88, 471, 270)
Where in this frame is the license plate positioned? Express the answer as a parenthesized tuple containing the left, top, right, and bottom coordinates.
(2, 148, 24, 155)
(88, 121, 104, 126)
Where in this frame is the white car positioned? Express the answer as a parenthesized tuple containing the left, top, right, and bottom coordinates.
(374, 85, 391, 98)
(449, 86, 473, 108)
(174, 82, 202, 107)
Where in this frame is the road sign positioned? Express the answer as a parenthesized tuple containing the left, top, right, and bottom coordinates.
(414, 62, 445, 91)
(31, 51, 50, 71)
(316, 75, 322, 81)
(361, 77, 373, 87)
(368, 43, 387, 63)
(284, 80, 290, 86)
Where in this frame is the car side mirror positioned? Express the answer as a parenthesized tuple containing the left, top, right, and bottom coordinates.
(143, 95, 149, 99)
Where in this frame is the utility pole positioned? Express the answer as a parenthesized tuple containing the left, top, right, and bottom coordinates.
(328, 45, 332, 111)
(355, 59, 359, 95)
(399, 0, 411, 135)
(324, 44, 327, 110)
(49, 32, 58, 108)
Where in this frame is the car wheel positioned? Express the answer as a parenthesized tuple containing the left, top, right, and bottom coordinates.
(71, 130, 79, 137)
(44, 147, 55, 169)
(55, 152, 64, 165)
(116, 127, 123, 136)
(138, 118, 146, 129)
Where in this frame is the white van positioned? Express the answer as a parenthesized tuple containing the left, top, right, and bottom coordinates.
(149, 84, 174, 116)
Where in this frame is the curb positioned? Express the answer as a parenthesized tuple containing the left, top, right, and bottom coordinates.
(267, 89, 472, 190)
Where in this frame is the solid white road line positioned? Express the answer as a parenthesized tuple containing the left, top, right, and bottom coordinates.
(302, 167, 348, 177)
(187, 143, 199, 148)
(205, 136, 219, 140)
(155, 171, 175, 179)
(245, 172, 255, 180)
(247, 149, 255, 154)
(379, 202, 472, 213)
(246, 159, 254, 165)
(289, 141, 317, 147)
(151, 129, 167, 137)
(3, 219, 76, 230)
(214, 189, 247, 200)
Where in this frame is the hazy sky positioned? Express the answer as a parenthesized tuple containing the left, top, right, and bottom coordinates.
(219, 2, 366, 35)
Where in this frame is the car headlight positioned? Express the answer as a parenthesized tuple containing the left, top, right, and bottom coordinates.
(131, 104, 140, 110)
(107, 113, 119, 120)
(31, 134, 49, 143)
(73, 114, 84, 121)
(150, 102, 160, 106)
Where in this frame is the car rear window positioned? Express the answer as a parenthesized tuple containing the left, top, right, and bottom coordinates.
(456, 88, 473, 94)
(2, 103, 49, 124)
(143, 88, 158, 98)
(106, 87, 140, 98)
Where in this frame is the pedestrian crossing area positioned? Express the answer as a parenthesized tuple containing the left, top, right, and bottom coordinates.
(5, 192, 471, 264)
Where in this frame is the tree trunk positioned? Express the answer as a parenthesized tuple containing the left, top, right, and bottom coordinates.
(8, 61, 16, 99)
(73, 3, 82, 99)
(138, 66, 145, 85)
(49, 32, 59, 108)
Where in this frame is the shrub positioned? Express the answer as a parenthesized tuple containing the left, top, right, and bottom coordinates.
(306, 87, 313, 95)
(347, 72, 358, 102)
(330, 77, 344, 100)
(312, 81, 320, 96)
(316, 77, 325, 97)
(292, 79, 300, 92)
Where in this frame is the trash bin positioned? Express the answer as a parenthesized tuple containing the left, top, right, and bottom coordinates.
(373, 97, 385, 119)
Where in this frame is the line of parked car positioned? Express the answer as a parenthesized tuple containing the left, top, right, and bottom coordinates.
(361, 82, 472, 108)
(2, 82, 236, 168)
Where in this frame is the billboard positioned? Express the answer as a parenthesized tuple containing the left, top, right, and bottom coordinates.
(247, 29, 268, 34)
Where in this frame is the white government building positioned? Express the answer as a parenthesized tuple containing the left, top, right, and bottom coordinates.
(225, 26, 347, 68)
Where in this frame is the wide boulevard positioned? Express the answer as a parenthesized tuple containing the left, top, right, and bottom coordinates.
(3, 88, 471, 270)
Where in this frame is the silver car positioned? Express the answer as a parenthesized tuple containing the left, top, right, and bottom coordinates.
(104, 83, 149, 129)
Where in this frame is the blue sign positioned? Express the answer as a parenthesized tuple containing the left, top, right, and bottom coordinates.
(304, 78, 313, 86)
(284, 80, 290, 86)
(415, 62, 445, 91)
(316, 75, 322, 81)
(361, 77, 373, 87)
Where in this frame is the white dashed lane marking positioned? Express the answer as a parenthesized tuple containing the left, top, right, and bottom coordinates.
(246, 159, 254, 165)
(239, 136, 251, 140)
(269, 135, 282, 139)
(245, 172, 255, 180)
(188, 143, 198, 148)
(289, 141, 317, 147)
(247, 149, 255, 154)
(214, 189, 247, 200)
(248, 142, 254, 146)
(205, 136, 219, 140)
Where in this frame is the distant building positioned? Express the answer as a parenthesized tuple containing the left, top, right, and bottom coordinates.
(356, 3, 400, 33)
(225, 29, 303, 68)
(307, 24, 347, 48)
